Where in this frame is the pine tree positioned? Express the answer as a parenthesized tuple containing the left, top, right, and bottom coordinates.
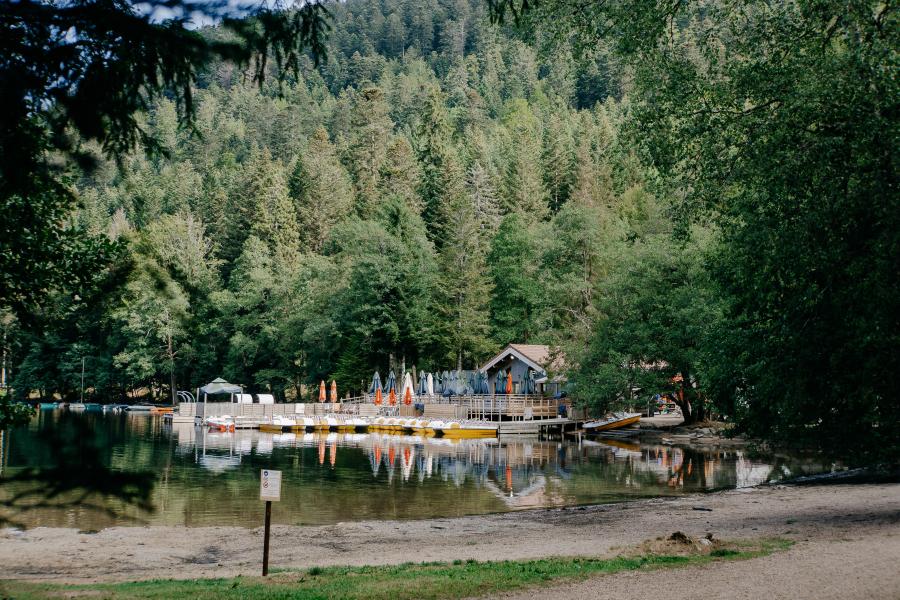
(346, 86, 393, 217)
(542, 112, 577, 212)
(501, 99, 549, 220)
(379, 135, 423, 214)
(477, 33, 505, 118)
(289, 128, 354, 252)
(570, 135, 615, 209)
(488, 213, 539, 344)
(243, 148, 300, 270)
(415, 87, 466, 244)
(466, 160, 501, 234)
(431, 189, 494, 367)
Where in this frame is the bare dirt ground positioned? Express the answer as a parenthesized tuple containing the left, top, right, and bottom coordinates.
(1, 482, 897, 597)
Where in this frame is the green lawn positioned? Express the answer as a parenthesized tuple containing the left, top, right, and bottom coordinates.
(0, 539, 791, 600)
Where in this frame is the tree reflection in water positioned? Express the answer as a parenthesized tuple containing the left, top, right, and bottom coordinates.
(0, 411, 156, 528)
(3, 414, 834, 529)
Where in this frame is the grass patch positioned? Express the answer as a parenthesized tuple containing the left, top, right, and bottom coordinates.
(0, 538, 793, 600)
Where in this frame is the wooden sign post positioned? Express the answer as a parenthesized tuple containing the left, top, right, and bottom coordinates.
(259, 469, 282, 576)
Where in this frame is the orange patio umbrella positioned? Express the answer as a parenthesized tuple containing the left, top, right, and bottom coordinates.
(403, 386, 413, 406)
(330, 380, 338, 402)
(319, 380, 326, 403)
(505, 371, 513, 394)
(375, 387, 383, 405)
(389, 388, 397, 406)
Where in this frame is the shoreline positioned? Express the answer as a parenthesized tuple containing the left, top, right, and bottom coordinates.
(1, 482, 897, 586)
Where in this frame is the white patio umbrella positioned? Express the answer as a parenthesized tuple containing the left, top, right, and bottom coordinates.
(426, 373, 434, 397)
(402, 371, 415, 401)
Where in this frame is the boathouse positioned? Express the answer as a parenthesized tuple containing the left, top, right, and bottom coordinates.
(480, 344, 567, 397)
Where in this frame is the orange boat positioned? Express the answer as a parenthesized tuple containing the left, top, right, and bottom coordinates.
(150, 406, 174, 414)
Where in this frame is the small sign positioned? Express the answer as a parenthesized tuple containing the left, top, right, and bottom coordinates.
(260, 469, 282, 501)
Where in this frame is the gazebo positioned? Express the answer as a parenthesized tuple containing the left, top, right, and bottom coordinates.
(199, 377, 243, 414)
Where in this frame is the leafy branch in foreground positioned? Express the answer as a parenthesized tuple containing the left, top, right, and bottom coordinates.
(0, 0, 331, 317)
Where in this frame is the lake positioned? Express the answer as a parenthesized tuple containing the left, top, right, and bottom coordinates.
(0, 410, 834, 530)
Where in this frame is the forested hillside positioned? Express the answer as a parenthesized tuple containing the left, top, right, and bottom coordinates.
(3, 0, 896, 460)
(3, 0, 654, 402)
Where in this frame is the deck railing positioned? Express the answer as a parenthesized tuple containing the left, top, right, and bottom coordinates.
(181, 394, 573, 421)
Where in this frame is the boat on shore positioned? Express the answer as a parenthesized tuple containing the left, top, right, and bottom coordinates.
(583, 412, 641, 433)
(39, 402, 59, 410)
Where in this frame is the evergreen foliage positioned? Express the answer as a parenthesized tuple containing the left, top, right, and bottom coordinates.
(3, 0, 895, 460)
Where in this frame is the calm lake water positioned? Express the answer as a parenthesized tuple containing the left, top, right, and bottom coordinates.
(1, 410, 835, 530)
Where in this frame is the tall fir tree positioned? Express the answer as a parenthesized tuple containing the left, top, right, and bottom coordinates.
(488, 213, 539, 345)
(379, 135, 423, 214)
(289, 128, 354, 252)
(415, 87, 466, 244)
(542, 112, 577, 212)
(501, 99, 549, 220)
(243, 148, 301, 270)
(431, 189, 494, 368)
(345, 86, 393, 217)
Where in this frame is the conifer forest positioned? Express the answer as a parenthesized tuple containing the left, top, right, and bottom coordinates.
(2, 0, 897, 460)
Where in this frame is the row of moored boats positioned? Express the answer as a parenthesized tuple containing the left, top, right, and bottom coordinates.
(205, 414, 499, 438)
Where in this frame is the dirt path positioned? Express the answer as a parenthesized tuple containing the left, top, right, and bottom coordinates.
(496, 531, 900, 600)
(1, 483, 897, 587)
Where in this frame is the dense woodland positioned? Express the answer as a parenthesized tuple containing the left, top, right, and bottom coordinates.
(4, 0, 644, 399)
(1, 0, 897, 459)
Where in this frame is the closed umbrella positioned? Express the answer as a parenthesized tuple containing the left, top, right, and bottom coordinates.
(418, 371, 428, 396)
(319, 380, 326, 403)
(404, 386, 413, 406)
(386, 370, 397, 406)
(426, 373, 434, 396)
(506, 371, 513, 394)
(443, 370, 455, 397)
(477, 371, 488, 394)
(401, 371, 415, 401)
(456, 370, 467, 395)
(495, 369, 505, 394)
(369, 371, 383, 395)
(331, 380, 338, 402)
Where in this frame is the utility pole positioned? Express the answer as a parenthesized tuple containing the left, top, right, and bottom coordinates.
(168, 333, 176, 406)
(80, 356, 85, 402)
(1, 328, 6, 390)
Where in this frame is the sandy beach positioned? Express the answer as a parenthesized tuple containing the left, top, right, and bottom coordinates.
(1, 481, 897, 599)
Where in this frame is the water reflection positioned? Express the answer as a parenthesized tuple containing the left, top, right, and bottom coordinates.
(1, 412, 831, 530)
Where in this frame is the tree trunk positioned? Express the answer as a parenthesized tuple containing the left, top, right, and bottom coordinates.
(675, 373, 705, 425)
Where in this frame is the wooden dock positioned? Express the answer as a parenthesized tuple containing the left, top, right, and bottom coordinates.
(497, 417, 583, 435)
(176, 396, 590, 436)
